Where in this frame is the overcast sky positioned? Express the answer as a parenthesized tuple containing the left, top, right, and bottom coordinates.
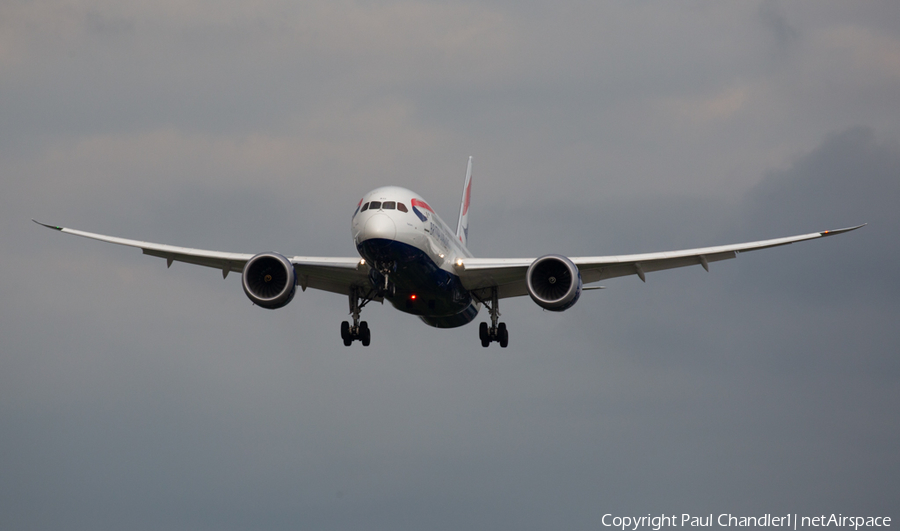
(2, 1, 899, 529)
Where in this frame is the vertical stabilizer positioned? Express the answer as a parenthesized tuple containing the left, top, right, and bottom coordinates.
(456, 156, 473, 248)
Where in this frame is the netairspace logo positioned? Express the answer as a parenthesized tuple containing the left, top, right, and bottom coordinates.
(601, 514, 891, 531)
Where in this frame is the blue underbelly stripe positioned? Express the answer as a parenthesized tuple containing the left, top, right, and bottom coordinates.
(357, 238, 479, 328)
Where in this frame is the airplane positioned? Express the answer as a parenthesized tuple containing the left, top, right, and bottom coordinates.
(35, 157, 864, 347)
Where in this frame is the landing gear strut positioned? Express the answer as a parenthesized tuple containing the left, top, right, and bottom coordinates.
(341, 286, 373, 346)
(477, 287, 508, 348)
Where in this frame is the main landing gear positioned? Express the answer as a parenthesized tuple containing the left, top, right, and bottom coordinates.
(341, 286, 373, 346)
(477, 287, 508, 348)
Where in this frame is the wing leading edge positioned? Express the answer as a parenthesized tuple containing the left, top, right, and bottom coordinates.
(34, 220, 865, 301)
(457, 224, 866, 299)
(33, 220, 370, 296)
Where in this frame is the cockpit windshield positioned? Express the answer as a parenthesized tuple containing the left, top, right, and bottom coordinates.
(359, 200, 408, 214)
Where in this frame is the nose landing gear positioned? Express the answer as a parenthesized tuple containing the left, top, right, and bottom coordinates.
(377, 261, 397, 297)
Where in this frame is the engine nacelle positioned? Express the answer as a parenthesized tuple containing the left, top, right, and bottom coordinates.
(241, 252, 297, 309)
(525, 254, 582, 312)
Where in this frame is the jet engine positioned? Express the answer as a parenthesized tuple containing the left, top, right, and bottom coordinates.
(241, 252, 297, 309)
(525, 254, 582, 311)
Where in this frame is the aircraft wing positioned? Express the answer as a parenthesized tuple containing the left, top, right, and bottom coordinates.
(458, 224, 865, 299)
(33, 220, 371, 296)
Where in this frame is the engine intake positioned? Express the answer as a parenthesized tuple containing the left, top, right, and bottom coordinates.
(525, 254, 582, 312)
(242, 252, 297, 309)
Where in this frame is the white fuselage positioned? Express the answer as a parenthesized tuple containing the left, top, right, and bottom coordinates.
(351, 186, 479, 327)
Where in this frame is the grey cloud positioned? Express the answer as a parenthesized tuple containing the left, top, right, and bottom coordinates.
(758, 0, 800, 57)
(2, 1, 899, 529)
(739, 127, 900, 305)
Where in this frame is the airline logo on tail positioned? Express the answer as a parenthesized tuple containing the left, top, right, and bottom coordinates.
(462, 178, 471, 216)
(456, 157, 473, 246)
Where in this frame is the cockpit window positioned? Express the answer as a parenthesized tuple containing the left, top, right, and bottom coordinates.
(382, 201, 396, 210)
(369, 201, 382, 210)
(360, 202, 369, 212)
(397, 202, 408, 213)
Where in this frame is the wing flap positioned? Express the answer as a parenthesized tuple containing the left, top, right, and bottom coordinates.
(292, 257, 371, 295)
(458, 225, 865, 297)
(33, 220, 255, 270)
(141, 248, 248, 272)
(580, 250, 737, 283)
(34, 220, 369, 296)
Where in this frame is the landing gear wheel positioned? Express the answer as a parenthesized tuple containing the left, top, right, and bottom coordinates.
(341, 321, 350, 341)
(479, 321, 509, 347)
(360, 321, 370, 347)
(498, 322, 508, 348)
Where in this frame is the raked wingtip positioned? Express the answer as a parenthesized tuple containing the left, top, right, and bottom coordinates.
(33, 219, 63, 231)
(820, 223, 866, 237)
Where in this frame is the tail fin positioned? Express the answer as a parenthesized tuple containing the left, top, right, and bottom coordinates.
(456, 156, 473, 248)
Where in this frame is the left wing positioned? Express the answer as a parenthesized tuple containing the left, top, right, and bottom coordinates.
(457, 224, 865, 299)
(33, 220, 370, 296)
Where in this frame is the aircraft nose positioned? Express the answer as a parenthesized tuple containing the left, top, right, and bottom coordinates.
(361, 213, 396, 242)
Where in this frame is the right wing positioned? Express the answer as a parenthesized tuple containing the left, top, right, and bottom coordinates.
(33, 220, 371, 296)
(457, 224, 866, 299)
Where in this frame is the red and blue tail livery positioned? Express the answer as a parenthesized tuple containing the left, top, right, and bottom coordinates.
(455, 156, 473, 247)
